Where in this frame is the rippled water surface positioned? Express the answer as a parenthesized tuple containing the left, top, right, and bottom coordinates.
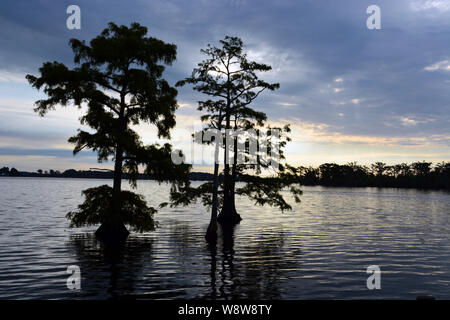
(0, 177, 449, 299)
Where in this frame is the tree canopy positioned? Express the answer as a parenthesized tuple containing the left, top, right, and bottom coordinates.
(27, 22, 190, 239)
(175, 36, 302, 241)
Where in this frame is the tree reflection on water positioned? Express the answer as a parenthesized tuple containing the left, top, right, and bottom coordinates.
(68, 221, 302, 299)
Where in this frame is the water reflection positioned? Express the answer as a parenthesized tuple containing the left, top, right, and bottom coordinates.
(67, 222, 303, 299)
(68, 234, 154, 299)
(219, 224, 236, 299)
(207, 224, 237, 299)
(3, 179, 447, 299)
(206, 242, 218, 299)
(203, 224, 302, 299)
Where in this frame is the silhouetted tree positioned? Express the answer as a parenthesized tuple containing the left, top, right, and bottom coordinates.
(0, 167, 9, 176)
(177, 36, 277, 240)
(412, 161, 432, 176)
(371, 162, 387, 176)
(296, 161, 450, 189)
(27, 22, 190, 241)
(175, 36, 301, 242)
(434, 161, 450, 189)
(233, 124, 302, 211)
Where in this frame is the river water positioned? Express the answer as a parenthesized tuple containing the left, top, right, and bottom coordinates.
(0, 177, 448, 299)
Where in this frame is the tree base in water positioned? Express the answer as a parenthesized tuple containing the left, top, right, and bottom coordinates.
(205, 222, 218, 243)
(95, 221, 130, 242)
(217, 211, 242, 225)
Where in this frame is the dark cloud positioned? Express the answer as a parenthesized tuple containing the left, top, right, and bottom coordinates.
(0, 147, 94, 158)
(0, 0, 449, 165)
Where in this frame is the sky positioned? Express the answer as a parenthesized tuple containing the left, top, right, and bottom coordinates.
(1, 0, 450, 172)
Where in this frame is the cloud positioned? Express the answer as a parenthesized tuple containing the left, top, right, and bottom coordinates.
(268, 117, 450, 149)
(0, 70, 27, 83)
(411, 0, 450, 12)
(0, 147, 93, 158)
(397, 116, 435, 127)
(0, 0, 449, 169)
(278, 102, 297, 107)
(424, 59, 450, 71)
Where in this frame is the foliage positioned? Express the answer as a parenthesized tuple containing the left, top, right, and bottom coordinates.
(298, 161, 450, 189)
(176, 36, 279, 130)
(67, 185, 157, 232)
(27, 22, 191, 233)
(166, 163, 303, 213)
(175, 36, 301, 221)
(237, 166, 302, 212)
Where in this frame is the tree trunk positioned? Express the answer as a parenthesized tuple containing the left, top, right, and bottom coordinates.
(205, 162, 219, 243)
(230, 134, 239, 216)
(205, 135, 221, 243)
(95, 105, 129, 241)
(95, 218, 129, 241)
(218, 190, 241, 224)
(218, 129, 241, 225)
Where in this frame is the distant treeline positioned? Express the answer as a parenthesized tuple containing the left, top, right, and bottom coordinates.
(2, 162, 450, 189)
(0, 167, 214, 181)
(297, 161, 450, 189)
